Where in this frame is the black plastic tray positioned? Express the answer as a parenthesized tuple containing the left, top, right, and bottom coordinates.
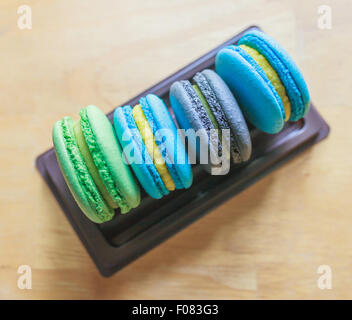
(36, 26, 330, 277)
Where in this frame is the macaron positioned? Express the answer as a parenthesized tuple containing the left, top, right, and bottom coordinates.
(53, 105, 141, 223)
(215, 30, 310, 134)
(169, 69, 252, 174)
(113, 94, 193, 199)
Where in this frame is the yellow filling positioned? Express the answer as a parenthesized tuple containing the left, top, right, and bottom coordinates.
(240, 44, 291, 121)
(132, 104, 175, 191)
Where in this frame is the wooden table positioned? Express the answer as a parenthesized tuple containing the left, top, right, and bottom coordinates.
(1, 0, 351, 299)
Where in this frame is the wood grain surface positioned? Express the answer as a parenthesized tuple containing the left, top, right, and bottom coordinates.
(0, 0, 351, 299)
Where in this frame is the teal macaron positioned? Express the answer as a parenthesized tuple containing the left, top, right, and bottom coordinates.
(53, 105, 141, 223)
(216, 30, 310, 134)
(113, 94, 193, 199)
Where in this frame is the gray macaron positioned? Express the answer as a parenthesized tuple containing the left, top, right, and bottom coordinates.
(169, 69, 252, 173)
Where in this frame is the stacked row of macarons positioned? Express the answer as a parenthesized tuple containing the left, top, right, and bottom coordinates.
(53, 30, 310, 223)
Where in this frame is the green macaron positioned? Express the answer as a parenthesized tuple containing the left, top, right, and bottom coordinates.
(53, 105, 140, 223)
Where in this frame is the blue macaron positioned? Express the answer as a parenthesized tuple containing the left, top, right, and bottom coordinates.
(113, 94, 192, 199)
(216, 30, 310, 134)
(140, 94, 193, 190)
(169, 69, 252, 174)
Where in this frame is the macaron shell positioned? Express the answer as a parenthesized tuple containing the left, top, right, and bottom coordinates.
(113, 106, 168, 199)
(53, 118, 114, 223)
(215, 46, 285, 134)
(238, 30, 310, 121)
(143, 94, 193, 189)
(83, 105, 140, 212)
(169, 81, 220, 173)
(169, 82, 194, 131)
(201, 69, 252, 162)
